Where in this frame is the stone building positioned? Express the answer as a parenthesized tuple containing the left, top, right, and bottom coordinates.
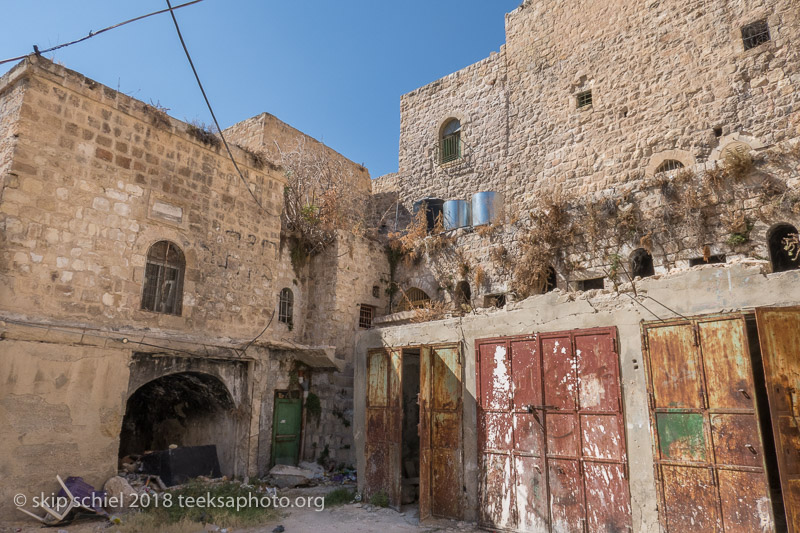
(0, 55, 388, 520)
(356, 0, 800, 532)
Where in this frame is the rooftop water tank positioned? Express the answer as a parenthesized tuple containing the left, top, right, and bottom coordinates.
(443, 200, 471, 230)
(412, 198, 444, 232)
(471, 192, 503, 226)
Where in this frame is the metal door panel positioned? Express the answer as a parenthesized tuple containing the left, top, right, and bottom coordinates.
(661, 465, 720, 532)
(548, 459, 584, 533)
(575, 333, 620, 412)
(433, 346, 461, 410)
(515, 455, 548, 532)
(710, 414, 764, 468)
(699, 318, 754, 410)
(481, 411, 513, 451)
(479, 342, 511, 411)
(432, 448, 461, 520)
(511, 339, 541, 410)
(419, 346, 432, 521)
(367, 350, 389, 406)
(584, 462, 632, 533)
(756, 306, 800, 533)
(655, 412, 707, 462)
(543, 336, 576, 410)
(718, 469, 773, 532)
(480, 452, 516, 530)
(432, 411, 460, 445)
(581, 414, 624, 460)
(546, 413, 580, 457)
(431, 345, 462, 519)
(513, 413, 545, 453)
(647, 324, 704, 409)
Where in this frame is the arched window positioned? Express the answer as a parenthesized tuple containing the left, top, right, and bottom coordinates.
(542, 266, 557, 293)
(141, 241, 185, 315)
(655, 159, 685, 174)
(630, 248, 655, 278)
(455, 281, 472, 307)
(402, 287, 431, 311)
(768, 224, 800, 273)
(278, 288, 294, 327)
(440, 119, 461, 164)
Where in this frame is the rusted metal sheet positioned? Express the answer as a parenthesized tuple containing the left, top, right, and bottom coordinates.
(430, 345, 463, 520)
(756, 306, 800, 533)
(476, 328, 630, 533)
(643, 314, 776, 532)
(418, 346, 432, 522)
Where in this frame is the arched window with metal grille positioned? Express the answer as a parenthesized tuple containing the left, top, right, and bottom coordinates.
(402, 287, 431, 310)
(278, 288, 294, 327)
(655, 159, 685, 174)
(440, 119, 461, 164)
(141, 240, 185, 315)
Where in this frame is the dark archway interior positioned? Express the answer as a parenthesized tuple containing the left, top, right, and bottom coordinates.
(768, 224, 800, 273)
(455, 281, 472, 306)
(630, 248, 655, 278)
(544, 266, 557, 292)
(119, 372, 236, 475)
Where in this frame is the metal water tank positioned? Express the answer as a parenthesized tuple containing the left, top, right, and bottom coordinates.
(443, 200, 471, 230)
(471, 192, 504, 226)
(412, 198, 444, 232)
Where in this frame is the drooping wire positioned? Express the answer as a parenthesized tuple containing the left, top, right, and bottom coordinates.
(0, 0, 205, 67)
(164, 0, 280, 219)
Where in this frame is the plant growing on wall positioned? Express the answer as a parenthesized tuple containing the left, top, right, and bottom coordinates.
(785, 233, 800, 261)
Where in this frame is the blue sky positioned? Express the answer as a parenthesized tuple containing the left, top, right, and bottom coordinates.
(0, 1, 520, 178)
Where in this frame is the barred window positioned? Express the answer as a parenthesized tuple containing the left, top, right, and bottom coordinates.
(359, 304, 374, 329)
(402, 287, 431, 311)
(278, 288, 294, 327)
(440, 119, 461, 164)
(141, 241, 185, 315)
(576, 90, 593, 109)
(741, 19, 771, 51)
(655, 159, 685, 174)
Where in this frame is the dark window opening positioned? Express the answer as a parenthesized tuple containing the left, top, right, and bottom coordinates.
(484, 293, 506, 308)
(689, 254, 727, 266)
(455, 281, 471, 307)
(768, 224, 800, 273)
(713, 126, 723, 137)
(578, 277, 605, 291)
(655, 159, 685, 174)
(141, 240, 185, 315)
(372, 285, 380, 298)
(440, 119, 461, 164)
(543, 266, 557, 293)
(359, 304, 374, 329)
(631, 248, 656, 278)
(278, 288, 294, 327)
(742, 19, 771, 51)
(576, 90, 593, 109)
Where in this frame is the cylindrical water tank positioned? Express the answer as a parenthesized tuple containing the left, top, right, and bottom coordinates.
(412, 198, 444, 232)
(443, 200, 471, 230)
(471, 192, 504, 226)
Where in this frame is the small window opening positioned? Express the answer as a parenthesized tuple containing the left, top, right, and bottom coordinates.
(655, 159, 685, 174)
(768, 224, 800, 273)
(402, 287, 431, 311)
(713, 126, 723, 137)
(359, 304, 374, 329)
(689, 255, 727, 266)
(484, 293, 506, 309)
(541, 266, 557, 293)
(278, 288, 294, 328)
(630, 248, 655, 278)
(141, 240, 185, 315)
(578, 277, 605, 291)
(741, 19, 771, 51)
(455, 281, 472, 307)
(372, 285, 380, 298)
(576, 90, 593, 109)
(440, 119, 461, 164)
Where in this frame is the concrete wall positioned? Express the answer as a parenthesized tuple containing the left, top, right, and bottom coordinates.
(354, 263, 800, 529)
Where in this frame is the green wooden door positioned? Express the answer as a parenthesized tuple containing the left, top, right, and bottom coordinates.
(271, 392, 302, 466)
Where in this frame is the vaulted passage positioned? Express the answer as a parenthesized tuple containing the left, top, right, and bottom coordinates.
(118, 372, 237, 476)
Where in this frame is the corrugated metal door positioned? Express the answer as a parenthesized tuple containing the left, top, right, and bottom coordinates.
(476, 328, 630, 532)
(365, 348, 402, 509)
(642, 314, 775, 532)
(430, 344, 463, 519)
(756, 307, 800, 533)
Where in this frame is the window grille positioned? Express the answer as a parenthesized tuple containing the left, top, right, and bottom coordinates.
(576, 90, 593, 109)
(372, 285, 380, 298)
(402, 287, 431, 311)
(440, 119, 462, 164)
(655, 159, 685, 174)
(741, 20, 770, 50)
(141, 241, 185, 315)
(278, 288, 294, 327)
(359, 304, 374, 329)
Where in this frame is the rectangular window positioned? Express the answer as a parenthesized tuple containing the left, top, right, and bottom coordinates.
(741, 19, 770, 50)
(141, 262, 181, 315)
(359, 304, 374, 329)
(576, 90, 593, 109)
(689, 255, 727, 266)
(578, 277, 605, 291)
(440, 133, 461, 164)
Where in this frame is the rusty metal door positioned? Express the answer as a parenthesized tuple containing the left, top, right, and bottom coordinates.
(365, 348, 402, 509)
(430, 344, 463, 519)
(756, 307, 800, 533)
(476, 328, 630, 533)
(642, 314, 775, 532)
(419, 346, 432, 521)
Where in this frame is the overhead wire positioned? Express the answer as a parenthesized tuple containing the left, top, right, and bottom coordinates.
(0, 0, 205, 67)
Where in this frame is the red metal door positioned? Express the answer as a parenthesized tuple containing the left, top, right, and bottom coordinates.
(476, 328, 630, 533)
(430, 345, 463, 519)
(365, 348, 402, 509)
(756, 307, 800, 533)
(642, 314, 775, 532)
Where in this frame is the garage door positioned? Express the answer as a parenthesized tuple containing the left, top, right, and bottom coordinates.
(476, 327, 631, 532)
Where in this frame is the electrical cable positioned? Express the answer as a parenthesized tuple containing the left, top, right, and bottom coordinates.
(0, 0, 205, 67)
(164, 0, 281, 219)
